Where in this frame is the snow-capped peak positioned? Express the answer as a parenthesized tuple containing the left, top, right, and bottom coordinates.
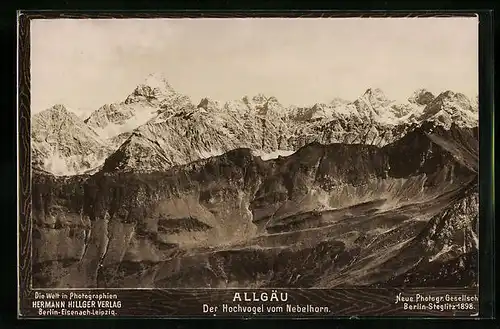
(37, 104, 82, 121)
(44, 104, 75, 116)
(124, 73, 177, 105)
(419, 90, 477, 128)
(51, 103, 68, 112)
(242, 94, 273, 106)
(142, 73, 175, 93)
(252, 93, 269, 104)
(197, 97, 221, 111)
(360, 88, 391, 106)
(330, 97, 350, 106)
(408, 89, 435, 106)
(239, 94, 286, 117)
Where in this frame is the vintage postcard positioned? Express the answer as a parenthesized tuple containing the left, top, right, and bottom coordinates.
(18, 12, 487, 318)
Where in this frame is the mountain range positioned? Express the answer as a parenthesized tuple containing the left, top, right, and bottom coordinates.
(32, 73, 478, 175)
(30, 73, 479, 288)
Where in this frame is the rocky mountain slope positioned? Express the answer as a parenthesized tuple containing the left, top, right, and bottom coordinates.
(31, 122, 479, 288)
(101, 99, 290, 173)
(31, 105, 114, 175)
(84, 73, 192, 143)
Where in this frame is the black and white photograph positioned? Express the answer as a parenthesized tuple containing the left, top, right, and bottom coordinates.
(18, 14, 486, 318)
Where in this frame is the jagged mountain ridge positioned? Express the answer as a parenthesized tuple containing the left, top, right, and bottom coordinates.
(101, 101, 290, 173)
(31, 124, 478, 288)
(31, 105, 114, 176)
(31, 74, 478, 176)
(84, 73, 192, 142)
(419, 91, 478, 128)
(96, 83, 478, 174)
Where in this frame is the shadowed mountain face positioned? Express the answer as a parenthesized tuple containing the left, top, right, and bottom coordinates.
(31, 124, 478, 288)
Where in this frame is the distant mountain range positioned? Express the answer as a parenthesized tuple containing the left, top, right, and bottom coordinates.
(32, 73, 478, 176)
(30, 73, 479, 289)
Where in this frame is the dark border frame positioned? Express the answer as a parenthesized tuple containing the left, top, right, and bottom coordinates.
(477, 9, 496, 319)
(16, 10, 495, 320)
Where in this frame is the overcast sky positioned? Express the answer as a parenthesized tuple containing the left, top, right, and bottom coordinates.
(31, 17, 478, 114)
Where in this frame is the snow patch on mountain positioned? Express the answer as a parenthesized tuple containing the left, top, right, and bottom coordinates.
(198, 149, 226, 159)
(85, 73, 192, 139)
(251, 149, 295, 160)
(32, 104, 113, 175)
(87, 103, 160, 139)
(43, 150, 69, 176)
